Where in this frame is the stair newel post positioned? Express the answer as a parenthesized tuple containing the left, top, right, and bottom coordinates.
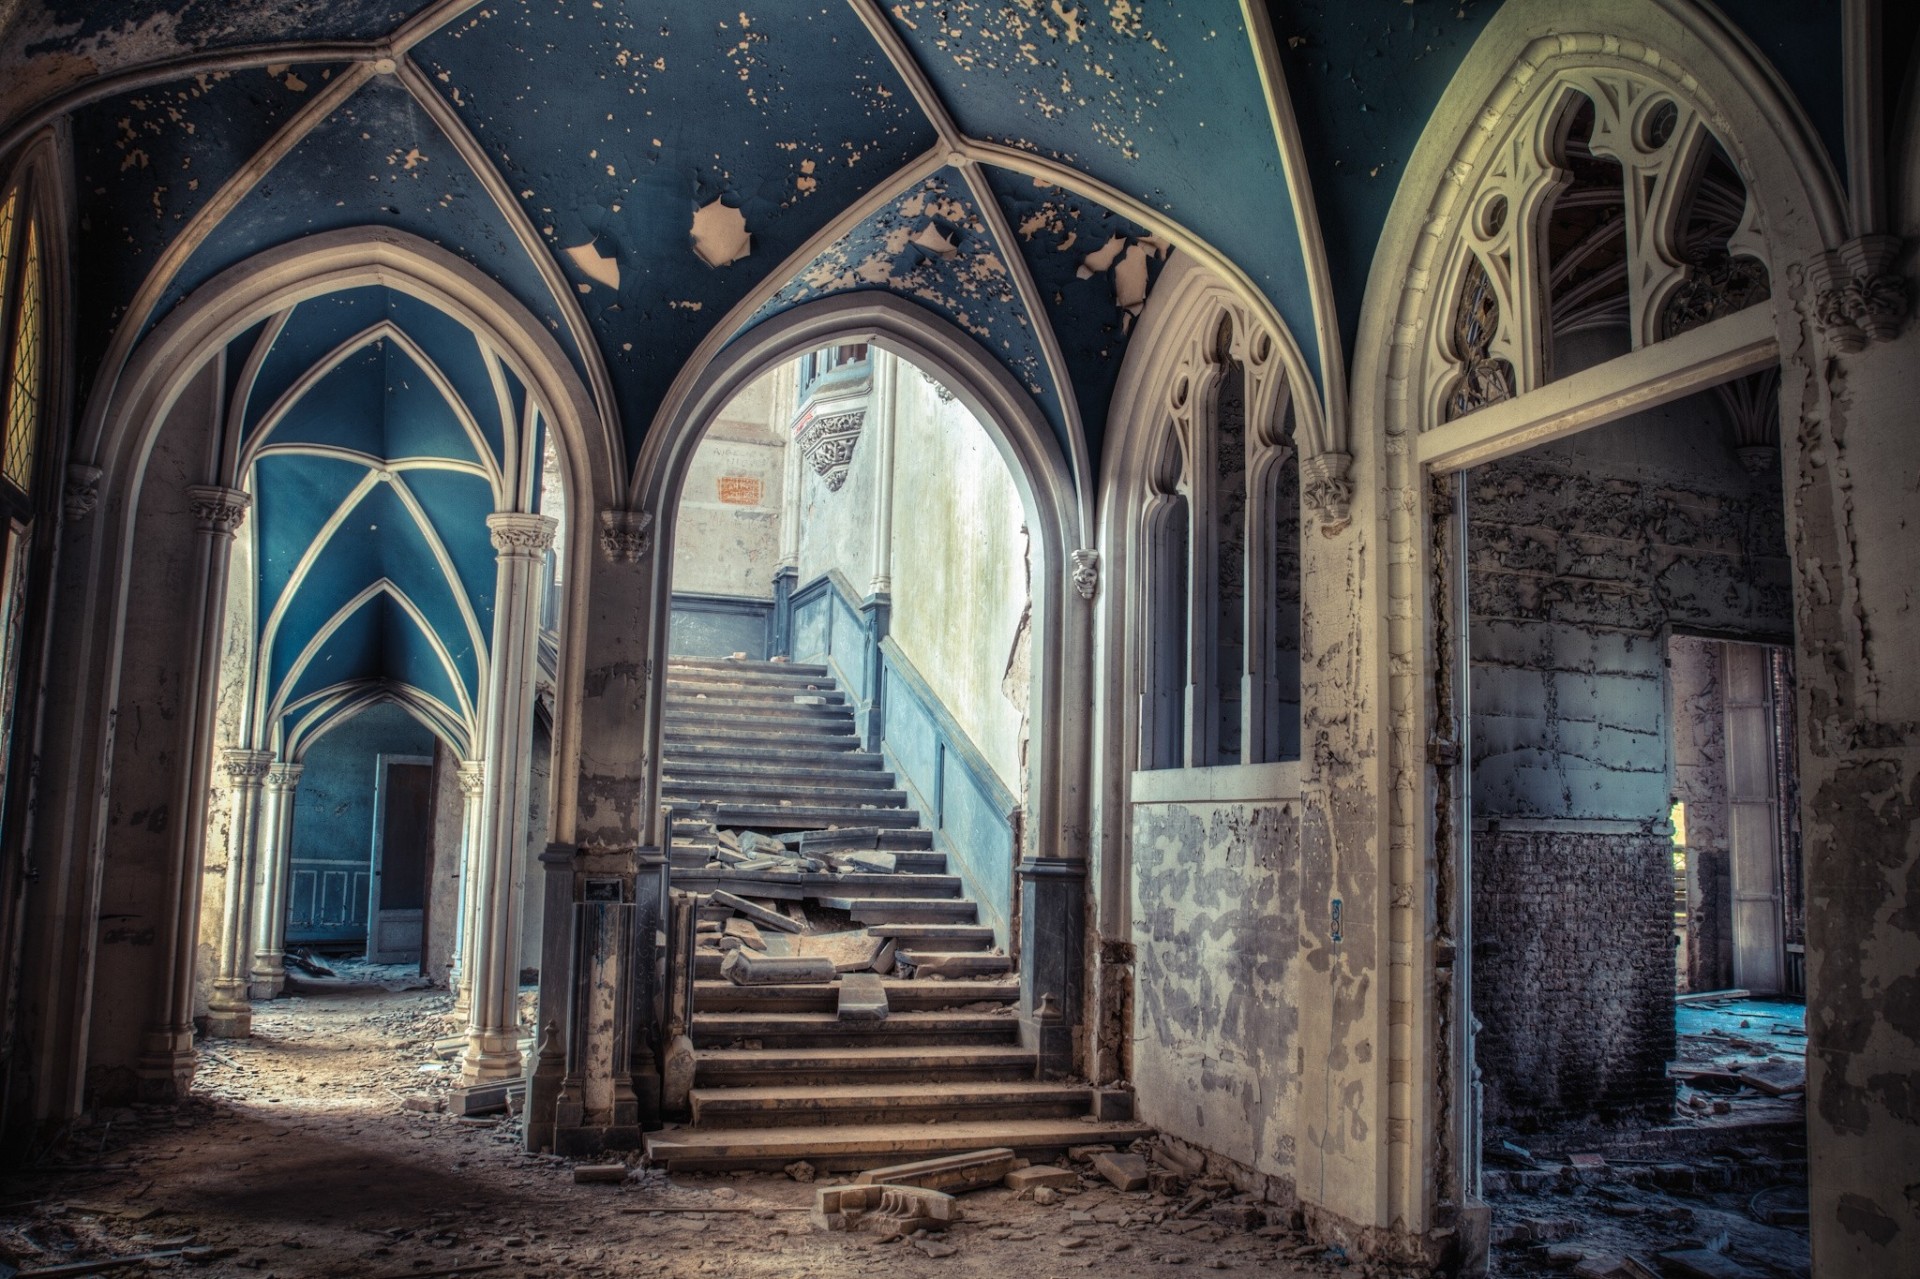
(769, 565, 797, 659)
(858, 593, 890, 752)
(1018, 548, 1099, 1079)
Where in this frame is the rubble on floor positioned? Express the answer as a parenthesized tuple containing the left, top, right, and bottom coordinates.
(1481, 996, 1809, 1277)
(0, 985, 1426, 1279)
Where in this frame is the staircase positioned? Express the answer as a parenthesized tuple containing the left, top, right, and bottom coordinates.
(643, 656, 1150, 1172)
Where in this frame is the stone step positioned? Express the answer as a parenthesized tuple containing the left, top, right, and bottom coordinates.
(691, 1010, 1019, 1050)
(861, 923, 996, 950)
(664, 726, 862, 751)
(668, 658, 830, 678)
(664, 742, 877, 766)
(662, 778, 908, 805)
(692, 1044, 1037, 1089)
(643, 1117, 1156, 1172)
(821, 897, 979, 924)
(897, 951, 1015, 977)
(692, 978, 1018, 1014)
(688, 1082, 1091, 1129)
(662, 763, 894, 791)
(665, 705, 857, 731)
(798, 826, 938, 853)
(665, 684, 846, 708)
(679, 804, 923, 830)
(671, 870, 962, 900)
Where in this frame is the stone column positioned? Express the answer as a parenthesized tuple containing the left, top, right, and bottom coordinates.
(457, 513, 558, 1095)
(866, 351, 898, 598)
(137, 485, 249, 1097)
(449, 760, 487, 1018)
(249, 762, 303, 1000)
(206, 748, 273, 1037)
(770, 362, 802, 657)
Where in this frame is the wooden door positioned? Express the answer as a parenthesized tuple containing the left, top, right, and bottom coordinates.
(367, 756, 434, 964)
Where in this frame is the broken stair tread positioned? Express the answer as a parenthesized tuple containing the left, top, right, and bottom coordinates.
(863, 923, 996, 941)
(692, 979, 1018, 1012)
(825, 897, 978, 916)
(667, 658, 830, 676)
(692, 1011, 1015, 1034)
(643, 1118, 1156, 1167)
(686, 806, 925, 828)
(695, 1044, 1036, 1074)
(690, 1082, 1091, 1108)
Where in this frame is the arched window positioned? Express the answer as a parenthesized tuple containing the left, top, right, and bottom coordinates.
(1138, 305, 1299, 770)
(0, 162, 50, 846)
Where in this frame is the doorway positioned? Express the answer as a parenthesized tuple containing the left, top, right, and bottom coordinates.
(368, 755, 435, 965)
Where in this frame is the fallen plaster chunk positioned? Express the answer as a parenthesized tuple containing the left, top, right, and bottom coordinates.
(811, 1182, 960, 1235)
(721, 948, 835, 986)
(564, 239, 620, 290)
(854, 1147, 1021, 1194)
(1005, 1165, 1080, 1193)
(1090, 1151, 1149, 1192)
(691, 198, 753, 267)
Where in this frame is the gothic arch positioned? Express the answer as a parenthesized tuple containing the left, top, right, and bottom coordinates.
(1347, 0, 1861, 1245)
(630, 290, 1092, 1041)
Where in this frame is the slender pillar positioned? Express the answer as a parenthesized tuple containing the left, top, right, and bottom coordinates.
(136, 485, 249, 1097)
(449, 760, 487, 1017)
(866, 351, 898, 598)
(206, 748, 274, 1037)
(458, 513, 558, 1093)
(249, 762, 303, 1000)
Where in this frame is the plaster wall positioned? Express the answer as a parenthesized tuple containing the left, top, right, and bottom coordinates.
(193, 533, 258, 1018)
(794, 372, 879, 600)
(84, 364, 220, 1101)
(519, 722, 551, 976)
(671, 434, 785, 602)
(889, 370, 1030, 792)
(1131, 790, 1301, 1181)
(1466, 373, 1793, 1127)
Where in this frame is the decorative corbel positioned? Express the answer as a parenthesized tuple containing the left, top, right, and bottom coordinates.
(63, 463, 103, 523)
(186, 485, 251, 536)
(1300, 451, 1354, 533)
(598, 509, 653, 563)
(1070, 549, 1099, 601)
(1809, 234, 1909, 353)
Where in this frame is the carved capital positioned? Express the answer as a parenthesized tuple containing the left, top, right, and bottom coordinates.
(487, 511, 558, 558)
(1069, 548, 1099, 601)
(264, 763, 304, 790)
(221, 748, 274, 782)
(1300, 451, 1354, 531)
(187, 485, 250, 536)
(456, 762, 487, 798)
(598, 508, 652, 562)
(64, 464, 103, 523)
(1809, 235, 1909, 353)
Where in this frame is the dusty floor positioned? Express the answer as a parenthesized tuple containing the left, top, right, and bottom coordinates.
(2, 976, 1402, 1279)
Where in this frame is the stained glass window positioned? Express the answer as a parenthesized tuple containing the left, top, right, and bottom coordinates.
(0, 190, 14, 310)
(3, 217, 39, 493)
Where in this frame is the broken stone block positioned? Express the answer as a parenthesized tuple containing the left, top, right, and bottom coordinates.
(837, 971, 889, 1022)
(1068, 1143, 1116, 1163)
(711, 889, 804, 934)
(1090, 1086, 1134, 1121)
(721, 948, 835, 986)
(1148, 1169, 1188, 1197)
(794, 929, 884, 971)
(811, 1183, 960, 1234)
(785, 1160, 817, 1183)
(1091, 1151, 1149, 1192)
(573, 1164, 628, 1184)
(845, 850, 898, 874)
(1005, 1165, 1080, 1193)
(1033, 1186, 1061, 1206)
(723, 918, 767, 952)
(1210, 1203, 1265, 1230)
(854, 1147, 1020, 1194)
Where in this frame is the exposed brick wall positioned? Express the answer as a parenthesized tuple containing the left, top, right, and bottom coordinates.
(1473, 827, 1677, 1130)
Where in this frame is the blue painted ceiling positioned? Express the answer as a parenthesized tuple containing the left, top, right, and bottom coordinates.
(233, 283, 543, 757)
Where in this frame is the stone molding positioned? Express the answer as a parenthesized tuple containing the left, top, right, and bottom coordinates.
(456, 761, 487, 797)
(186, 485, 250, 536)
(63, 464, 102, 522)
(1070, 549, 1099, 601)
(487, 511, 557, 557)
(221, 748, 274, 781)
(1807, 234, 1909, 353)
(1300, 451, 1354, 530)
(263, 763, 304, 789)
(597, 508, 651, 563)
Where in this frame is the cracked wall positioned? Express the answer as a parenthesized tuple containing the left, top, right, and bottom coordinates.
(1132, 796, 1301, 1181)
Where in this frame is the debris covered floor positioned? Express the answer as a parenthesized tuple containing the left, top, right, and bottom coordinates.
(2, 980, 1380, 1279)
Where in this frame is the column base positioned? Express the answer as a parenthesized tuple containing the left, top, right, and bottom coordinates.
(249, 957, 286, 1001)
(134, 1026, 197, 1101)
(458, 1028, 524, 1087)
(204, 983, 253, 1039)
